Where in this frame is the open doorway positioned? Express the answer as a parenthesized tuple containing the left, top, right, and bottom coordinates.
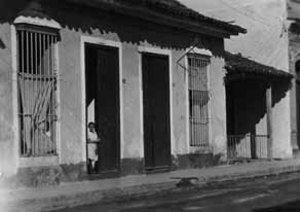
(85, 44, 120, 175)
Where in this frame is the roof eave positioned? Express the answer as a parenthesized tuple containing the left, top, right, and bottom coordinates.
(64, 0, 246, 38)
(224, 52, 293, 81)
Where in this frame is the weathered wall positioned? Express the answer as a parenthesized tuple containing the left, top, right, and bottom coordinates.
(51, 5, 229, 167)
(209, 55, 227, 159)
(121, 43, 143, 159)
(0, 23, 17, 177)
(181, 0, 293, 158)
(0, 0, 27, 177)
(58, 29, 83, 164)
(172, 50, 189, 156)
(0, 0, 229, 182)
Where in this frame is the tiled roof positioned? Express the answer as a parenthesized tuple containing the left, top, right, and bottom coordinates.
(18, 1, 52, 20)
(66, 0, 246, 35)
(225, 52, 293, 79)
(14, 1, 61, 29)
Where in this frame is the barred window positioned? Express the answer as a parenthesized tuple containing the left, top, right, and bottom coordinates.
(17, 25, 58, 157)
(188, 54, 210, 147)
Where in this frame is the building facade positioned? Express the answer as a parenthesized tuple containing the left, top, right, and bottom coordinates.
(181, 0, 295, 159)
(0, 0, 245, 186)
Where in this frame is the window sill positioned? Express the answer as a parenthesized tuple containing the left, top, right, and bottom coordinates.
(18, 155, 59, 168)
(189, 145, 213, 154)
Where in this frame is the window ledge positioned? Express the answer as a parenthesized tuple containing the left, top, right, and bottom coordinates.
(189, 145, 213, 154)
(18, 156, 59, 168)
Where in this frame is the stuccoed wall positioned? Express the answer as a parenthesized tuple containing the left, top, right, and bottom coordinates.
(0, 23, 17, 177)
(58, 28, 84, 164)
(181, 0, 293, 158)
(0, 0, 230, 182)
(54, 4, 229, 166)
(209, 56, 227, 159)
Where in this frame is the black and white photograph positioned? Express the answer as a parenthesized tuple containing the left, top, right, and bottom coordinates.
(1, 0, 300, 211)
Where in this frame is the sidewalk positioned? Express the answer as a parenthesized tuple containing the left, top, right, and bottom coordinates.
(2, 158, 300, 212)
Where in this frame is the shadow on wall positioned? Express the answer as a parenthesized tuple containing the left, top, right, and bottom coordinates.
(226, 78, 291, 159)
(0, 0, 226, 58)
(226, 79, 292, 136)
(0, 38, 5, 49)
(48, 1, 225, 56)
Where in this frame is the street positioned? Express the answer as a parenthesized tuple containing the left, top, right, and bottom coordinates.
(54, 172, 300, 212)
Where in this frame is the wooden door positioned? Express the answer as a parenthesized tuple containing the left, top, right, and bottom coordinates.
(142, 53, 171, 171)
(95, 46, 120, 173)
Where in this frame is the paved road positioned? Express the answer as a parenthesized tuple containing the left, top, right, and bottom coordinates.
(55, 172, 300, 212)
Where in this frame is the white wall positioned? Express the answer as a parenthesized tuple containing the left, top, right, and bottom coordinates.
(180, 0, 293, 158)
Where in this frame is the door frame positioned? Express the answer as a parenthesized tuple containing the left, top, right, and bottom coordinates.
(138, 46, 173, 169)
(80, 36, 123, 170)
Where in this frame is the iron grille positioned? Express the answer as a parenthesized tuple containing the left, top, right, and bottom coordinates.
(17, 28, 58, 157)
(188, 54, 210, 147)
(227, 134, 268, 160)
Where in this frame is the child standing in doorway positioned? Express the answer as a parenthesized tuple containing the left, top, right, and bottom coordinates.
(87, 122, 101, 173)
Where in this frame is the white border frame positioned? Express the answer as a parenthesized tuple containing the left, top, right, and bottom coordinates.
(137, 46, 174, 157)
(11, 25, 60, 168)
(80, 36, 123, 162)
(185, 47, 213, 153)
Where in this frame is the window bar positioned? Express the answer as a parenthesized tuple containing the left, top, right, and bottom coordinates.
(38, 32, 42, 156)
(201, 61, 204, 145)
(194, 57, 197, 146)
(199, 60, 202, 145)
(25, 31, 30, 156)
(33, 32, 38, 156)
(47, 34, 51, 155)
(30, 31, 36, 156)
(20, 31, 24, 155)
(190, 58, 193, 146)
(189, 58, 192, 146)
(192, 56, 195, 146)
(192, 57, 195, 146)
(198, 60, 202, 146)
(191, 58, 193, 146)
(39, 32, 43, 155)
(43, 33, 47, 155)
(37, 32, 41, 155)
(51, 35, 56, 154)
(44, 33, 47, 154)
(196, 58, 198, 145)
(198, 58, 201, 146)
(45, 34, 49, 155)
(49, 35, 53, 154)
(192, 56, 196, 146)
(195, 57, 198, 146)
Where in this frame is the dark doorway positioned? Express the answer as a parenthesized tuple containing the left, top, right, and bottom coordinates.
(142, 53, 171, 172)
(85, 44, 120, 174)
(296, 61, 300, 149)
(226, 81, 267, 160)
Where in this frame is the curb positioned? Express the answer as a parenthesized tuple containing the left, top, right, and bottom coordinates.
(4, 163, 300, 212)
